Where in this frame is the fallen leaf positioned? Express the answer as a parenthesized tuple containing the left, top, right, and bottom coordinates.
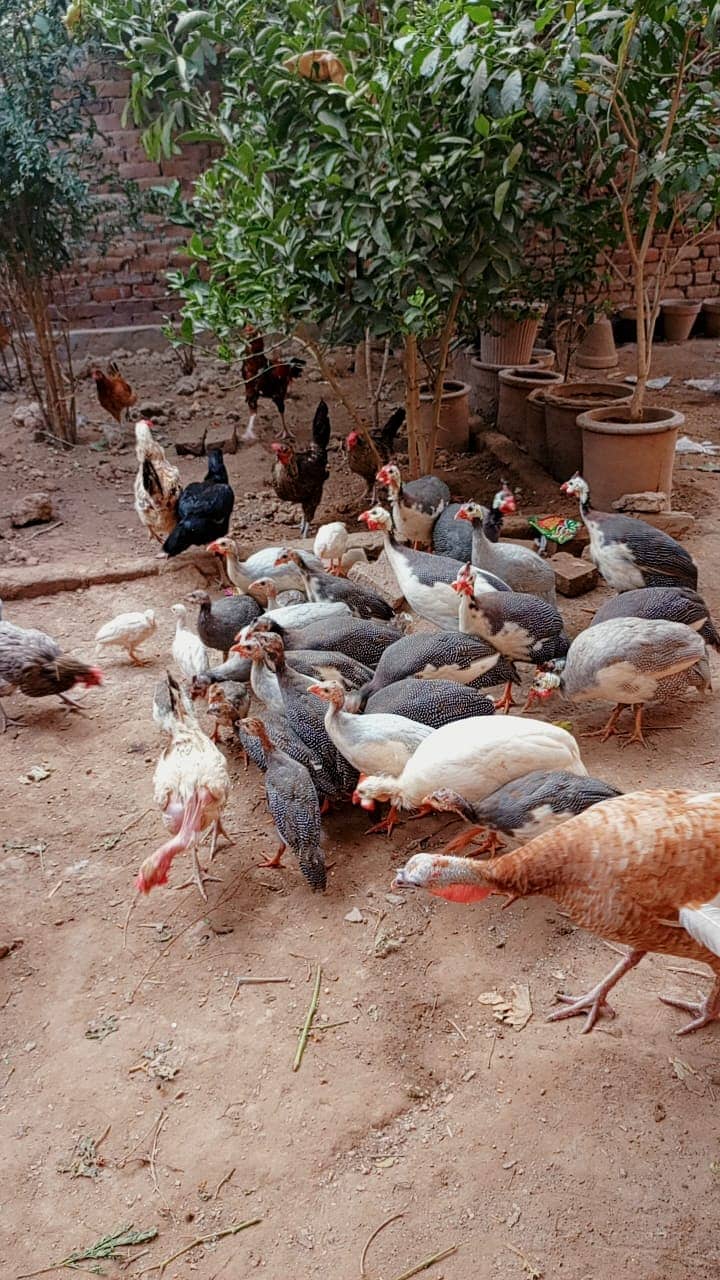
(85, 1015, 119, 1041)
(670, 1056, 698, 1082)
(478, 985, 532, 1030)
(19, 765, 51, 784)
(344, 907, 364, 924)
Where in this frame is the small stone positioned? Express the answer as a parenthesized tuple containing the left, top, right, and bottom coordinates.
(24, 1042, 36, 1053)
(176, 374, 200, 396)
(348, 550, 405, 611)
(344, 907, 364, 924)
(612, 491, 668, 513)
(11, 401, 44, 431)
(550, 550, 599, 597)
(137, 401, 166, 417)
(384, 893, 405, 906)
(10, 492, 57, 528)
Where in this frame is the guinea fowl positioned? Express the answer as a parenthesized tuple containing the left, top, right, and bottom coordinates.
(456, 496, 557, 605)
(247, 614, 402, 668)
(375, 462, 450, 548)
(526, 616, 710, 746)
(308, 679, 433, 781)
(133, 420, 182, 544)
(171, 603, 209, 681)
(344, 406, 405, 498)
(206, 681, 250, 744)
(186, 589, 261, 659)
(95, 609, 157, 666)
(562, 473, 698, 590)
(395, 788, 720, 1036)
(313, 521, 348, 574)
(207, 537, 314, 593)
(247, 577, 305, 610)
(241, 718, 326, 891)
(163, 449, 234, 556)
(364, 678, 495, 727)
(358, 506, 509, 630)
(249, 584, 351, 630)
(190, 651, 251, 693)
(227, 622, 372, 689)
(275, 548, 394, 621)
(355, 714, 586, 826)
(0, 618, 102, 731)
(270, 399, 331, 536)
(427, 770, 622, 857)
(136, 673, 231, 898)
(230, 638, 329, 784)
(591, 586, 720, 651)
(350, 630, 519, 713)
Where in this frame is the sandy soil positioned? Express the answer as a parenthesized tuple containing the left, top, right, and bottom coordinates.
(2, 339, 720, 1280)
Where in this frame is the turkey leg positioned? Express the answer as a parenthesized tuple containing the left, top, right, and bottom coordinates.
(546, 949, 645, 1034)
(660, 972, 720, 1035)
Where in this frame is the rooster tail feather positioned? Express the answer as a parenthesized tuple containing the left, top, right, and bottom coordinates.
(142, 457, 163, 499)
(679, 896, 720, 958)
(312, 399, 331, 452)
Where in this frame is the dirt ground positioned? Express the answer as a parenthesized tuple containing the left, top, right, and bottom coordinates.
(2, 339, 720, 1280)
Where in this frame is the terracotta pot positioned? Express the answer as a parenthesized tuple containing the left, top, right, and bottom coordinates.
(531, 347, 556, 369)
(497, 366, 564, 445)
(418, 380, 470, 451)
(543, 381, 633, 483)
(525, 387, 549, 466)
(578, 405, 684, 511)
(479, 311, 543, 365)
(703, 298, 720, 339)
(575, 315, 618, 370)
(469, 355, 547, 426)
(660, 299, 701, 343)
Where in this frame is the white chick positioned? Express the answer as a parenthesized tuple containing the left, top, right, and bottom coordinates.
(313, 521, 348, 574)
(95, 609, 157, 666)
(171, 603, 209, 681)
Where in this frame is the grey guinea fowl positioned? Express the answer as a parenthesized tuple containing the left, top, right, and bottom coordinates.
(527, 616, 710, 746)
(562, 473, 698, 591)
(427, 770, 622, 855)
(375, 462, 450, 547)
(432, 490, 510, 560)
(242, 717, 326, 891)
(365, 676, 495, 727)
(457, 496, 557, 605)
(187, 589, 261, 658)
(591, 587, 720, 651)
(350, 630, 520, 712)
(275, 548, 394, 621)
(248, 614, 402, 668)
(453, 564, 569, 663)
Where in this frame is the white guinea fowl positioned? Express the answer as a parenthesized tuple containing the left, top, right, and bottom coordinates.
(307, 679, 433, 780)
(95, 609, 157, 666)
(262, 596, 351, 629)
(171, 603, 209, 680)
(354, 714, 587, 813)
(208, 536, 320, 593)
(313, 521, 348, 573)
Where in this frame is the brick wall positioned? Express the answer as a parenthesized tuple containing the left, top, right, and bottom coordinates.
(607, 235, 720, 306)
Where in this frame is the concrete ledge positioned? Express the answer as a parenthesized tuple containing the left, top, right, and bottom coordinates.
(0, 549, 216, 601)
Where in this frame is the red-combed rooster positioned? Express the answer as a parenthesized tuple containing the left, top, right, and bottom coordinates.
(92, 361, 137, 424)
(343, 406, 405, 498)
(270, 399, 331, 536)
(240, 326, 305, 444)
(395, 789, 720, 1036)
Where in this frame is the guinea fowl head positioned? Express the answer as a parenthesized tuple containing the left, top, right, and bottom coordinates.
(170, 602, 187, 622)
(451, 563, 475, 597)
(186, 590, 210, 607)
(346, 430, 360, 450)
(493, 483, 516, 515)
(375, 463, 401, 492)
(229, 635, 258, 659)
(354, 773, 401, 806)
(207, 536, 231, 557)
(523, 667, 563, 713)
(455, 501, 484, 524)
(247, 577, 278, 602)
(256, 631, 286, 668)
(561, 473, 590, 504)
(307, 680, 345, 708)
(271, 442, 293, 465)
(358, 505, 392, 533)
(241, 716, 272, 751)
(394, 853, 494, 903)
(273, 548, 300, 568)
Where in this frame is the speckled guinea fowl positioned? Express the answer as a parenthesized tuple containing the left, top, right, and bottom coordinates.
(349, 630, 519, 712)
(308, 680, 433, 778)
(375, 462, 450, 547)
(359, 505, 509, 630)
(527, 616, 710, 745)
(457, 496, 557, 605)
(428, 770, 622, 855)
(431, 488, 510, 560)
(247, 576, 306, 610)
(364, 677, 495, 727)
(562, 474, 698, 591)
(242, 718, 326, 891)
(275, 548, 394, 621)
(591, 587, 720, 651)
(453, 564, 569, 664)
(247, 614, 402, 667)
(186, 589, 261, 659)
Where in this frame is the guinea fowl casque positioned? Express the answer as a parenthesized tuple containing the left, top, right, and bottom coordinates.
(0, 617, 102, 731)
(186, 589, 261, 660)
(456, 495, 558, 605)
(527, 615, 710, 745)
(242, 718, 326, 892)
(275, 548, 394, 621)
(133, 420, 182, 544)
(344, 406, 405, 498)
(427, 770, 622, 856)
(562, 473, 698, 590)
(270, 399, 331, 536)
(358, 506, 509, 631)
(163, 449, 234, 556)
(95, 610, 157, 666)
(395, 789, 720, 1035)
(137, 673, 231, 898)
(590, 586, 720, 650)
(350, 629, 519, 712)
(375, 462, 450, 548)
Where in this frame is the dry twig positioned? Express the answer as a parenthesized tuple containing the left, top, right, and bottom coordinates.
(293, 964, 322, 1072)
(389, 1243, 458, 1280)
(140, 1217, 261, 1276)
(504, 1241, 543, 1278)
(360, 1211, 405, 1277)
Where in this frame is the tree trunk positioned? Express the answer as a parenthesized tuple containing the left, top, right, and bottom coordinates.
(2, 268, 76, 443)
(404, 334, 421, 479)
(629, 259, 648, 420)
(426, 288, 462, 471)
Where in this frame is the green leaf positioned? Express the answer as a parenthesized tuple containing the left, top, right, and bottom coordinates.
(493, 179, 510, 219)
(469, 59, 488, 101)
(455, 43, 477, 71)
(174, 10, 207, 39)
(449, 15, 470, 46)
(419, 47, 440, 77)
(500, 69, 522, 114)
(176, 54, 190, 90)
(474, 113, 490, 136)
(532, 78, 551, 117)
(467, 4, 492, 22)
(503, 142, 523, 174)
(317, 110, 348, 140)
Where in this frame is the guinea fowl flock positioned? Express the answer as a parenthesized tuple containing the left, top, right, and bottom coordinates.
(5, 403, 720, 1043)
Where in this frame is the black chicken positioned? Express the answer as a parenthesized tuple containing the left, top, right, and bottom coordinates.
(270, 399, 330, 536)
(162, 449, 235, 556)
(344, 405, 405, 497)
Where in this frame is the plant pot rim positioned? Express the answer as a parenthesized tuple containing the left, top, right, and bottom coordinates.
(527, 386, 551, 404)
(544, 381, 632, 408)
(577, 405, 685, 436)
(470, 356, 543, 374)
(482, 302, 547, 320)
(660, 298, 702, 312)
(498, 366, 564, 385)
(418, 379, 469, 403)
(703, 297, 720, 310)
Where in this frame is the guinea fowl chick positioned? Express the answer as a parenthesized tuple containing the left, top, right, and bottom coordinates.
(171, 603, 209, 681)
(242, 718, 326, 891)
(137, 674, 231, 898)
(95, 609, 157, 667)
(275, 548, 394, 621)
(313, 521, 348, 574)
(0, 618, 102, 731)
(395, 789, 720, 1035)
(206, 680, 250, 743)
(427, 770, 622, 856)
(186, 589, 261, 659)
(133, 420, 182, 544)
(591, 586, 720, 651)
(375, 462, 449, 548)
(526, 616, 710, 746)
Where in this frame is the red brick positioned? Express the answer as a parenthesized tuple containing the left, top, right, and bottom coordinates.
(685, 285, 708, 299)
(693, 270, 713, 284)
(118, 161, 161, 180)
(674, 273, 692, 286)
(134, 283, 165, 298)
(703, 243, 720, 258)
(92, 285, 132, 302)
(676, 244, 701, 260)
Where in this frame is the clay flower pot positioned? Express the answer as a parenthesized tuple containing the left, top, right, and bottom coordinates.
(660, 299, 701, 343)
(542, 381, 633, 483)
(703, 298, 720, 339)
(525, 387, 550, 466)
(497, 366, 564, 446)
(418, 380, 470, 451)
(578, 404, 684, 511)
(479, 309, 544, 366)
(468, 355, 547, 426)
(575, 315, 618, 370)
(531, 347, 556, 369)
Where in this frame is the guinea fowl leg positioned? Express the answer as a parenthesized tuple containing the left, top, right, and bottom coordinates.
(183, 844, 222, 900)
(620, 703, 650, 748)
(129, 648, 150, 667)
(582, 703, 624, 742)
(660, 974, 720, 1034)
(440, 826, 504, 857)
(546, 949, 645, 1034)
(494, 681, 517, 714)
(0, 700, 24, 732)
(258, 843, 287, 868)
(367, 805, 400, 836)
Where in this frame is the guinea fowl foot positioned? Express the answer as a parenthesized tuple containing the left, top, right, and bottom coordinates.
(174, 848, 222, 901)
(440, 826, 504, 858)
(258, 843, 286, 869)
(493, 682, 517, 715)
(546, 950, 644, 1034)
(582, 704, 624, 742)
(0, 703, 24, 733)
(619, 704, 650, 749)
(129, 651, 151, 667)
(367, 805, 400, 837)
(659, 986, 720, 1035)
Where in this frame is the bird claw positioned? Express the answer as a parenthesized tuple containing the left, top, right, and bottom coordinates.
(659, 993, 720, 1035)
(0, 707, 24, 733)
(546, 990, 617, 1034)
